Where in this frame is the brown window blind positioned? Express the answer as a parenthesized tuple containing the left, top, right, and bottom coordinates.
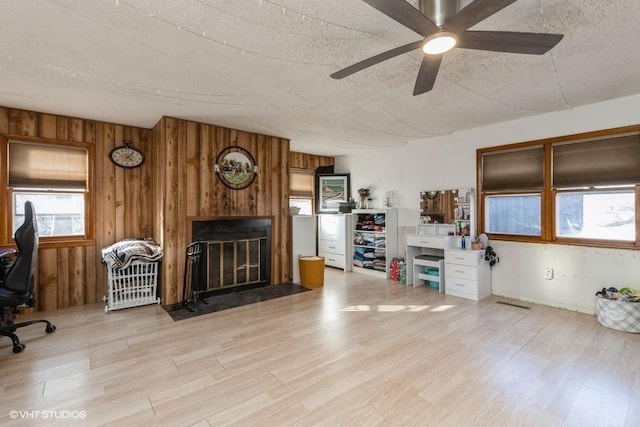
(290, 168, 314, 198)
(8, 141, 88, 190)
(481, 146, 544, 192)
(553, 133, 640, 188)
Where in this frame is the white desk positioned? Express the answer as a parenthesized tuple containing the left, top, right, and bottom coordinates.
(406, 234, 455, 291)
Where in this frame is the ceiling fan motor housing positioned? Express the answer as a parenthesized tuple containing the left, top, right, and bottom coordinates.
(419, 0, 460, 26)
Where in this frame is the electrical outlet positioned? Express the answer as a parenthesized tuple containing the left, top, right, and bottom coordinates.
(544, 268, 554, 280)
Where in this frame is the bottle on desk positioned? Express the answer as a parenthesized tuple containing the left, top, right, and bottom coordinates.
(461, 235, 466, 250)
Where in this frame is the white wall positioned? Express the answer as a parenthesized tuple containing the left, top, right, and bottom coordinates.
(335, 94, 640, 314)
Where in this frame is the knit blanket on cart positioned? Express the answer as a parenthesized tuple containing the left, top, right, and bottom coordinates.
(101, 239, 164, 270)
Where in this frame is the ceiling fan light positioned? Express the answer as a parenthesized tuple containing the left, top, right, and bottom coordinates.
(422, 32, 457, 55)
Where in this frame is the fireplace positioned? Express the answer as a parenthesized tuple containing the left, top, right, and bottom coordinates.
(191, 217, 271, 298)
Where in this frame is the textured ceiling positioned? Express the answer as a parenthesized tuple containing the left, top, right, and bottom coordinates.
(1, 0, 639, 155)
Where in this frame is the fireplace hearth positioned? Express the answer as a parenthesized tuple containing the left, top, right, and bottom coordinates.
(191, 217, 271, 298)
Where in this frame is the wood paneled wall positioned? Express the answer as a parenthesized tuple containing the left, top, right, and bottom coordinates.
(153, 117, 295, 305)
(0, 107, 154, 311)
(1, 106, 335, 310)
(289, 151, 334, 170)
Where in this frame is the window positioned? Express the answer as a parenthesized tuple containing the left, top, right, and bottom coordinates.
(477, 125, 640, 248)
(485, 194, 541, 236)
(3, 136, 93, 241)
(552, 134, 638, 242)
(556, 191, 634, 241)
(13, 192, 86, 237)
(289, 168, 314, 215)
(481, 146, 544, 237)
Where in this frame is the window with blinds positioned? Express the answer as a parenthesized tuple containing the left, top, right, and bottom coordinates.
(481, 146, 544, 192)
(290, 168, 314, 198)
(478, 126, 640, 245)
(5, 138, 91, 239)
(552, 133, 640, 189)
(289, 168, 314, 215)
(8, 141, 88, 190)
(481, 147, 544, 236)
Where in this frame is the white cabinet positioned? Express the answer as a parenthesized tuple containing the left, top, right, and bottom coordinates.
(317, 214, 352, 271)
(351, 209, 397, 278)
(444, 249, 491, 301)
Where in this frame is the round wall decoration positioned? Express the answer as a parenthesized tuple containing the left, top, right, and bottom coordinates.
(214, 146, 258, 189)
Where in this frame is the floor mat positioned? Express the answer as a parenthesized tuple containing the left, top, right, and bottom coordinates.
(164, 283, 312, 321)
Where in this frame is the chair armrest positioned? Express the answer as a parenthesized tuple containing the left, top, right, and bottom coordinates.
(0, 247, 17, 259)
(0, 248, 16, 284)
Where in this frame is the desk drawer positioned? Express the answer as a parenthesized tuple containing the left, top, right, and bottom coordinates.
(407, 235, 446, 249)
(320, 252, 345, 269)
(318, 215, 346, 242)
(445, 276, 478, 300)
(445, 250, 478, 267)
(319, 239, 345, 255)
(444, 263, 476, 281)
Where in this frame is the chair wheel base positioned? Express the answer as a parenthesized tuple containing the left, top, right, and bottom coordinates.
(12, 343, 25, 353)
(46, 324, 56, 333)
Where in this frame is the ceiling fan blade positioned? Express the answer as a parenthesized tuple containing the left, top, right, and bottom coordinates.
(458, 31, 564, 54)
(362, 0, 439, 37)
(446, 0, 517, 31)
(331, 40, 424, 80)
(413, 54, 442, 95)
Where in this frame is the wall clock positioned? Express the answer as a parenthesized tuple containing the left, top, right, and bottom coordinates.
(214, 146, 258, 189)
(109, 140, 145, 168)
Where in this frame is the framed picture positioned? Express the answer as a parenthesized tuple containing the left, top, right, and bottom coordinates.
(214, 146, 258, 190)
(316, 173, 350, 213)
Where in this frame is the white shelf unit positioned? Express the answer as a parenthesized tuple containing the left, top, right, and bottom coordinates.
(317, 214, 352, 271)
(416, 223, 455, 236)
(351, 209, 397, 278)
(453, 188, 475, 239)
(413, 255, 445, 292)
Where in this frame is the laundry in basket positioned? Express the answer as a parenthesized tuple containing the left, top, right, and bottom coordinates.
(595, 292, 640, 333)
(101, 238, 163, 270)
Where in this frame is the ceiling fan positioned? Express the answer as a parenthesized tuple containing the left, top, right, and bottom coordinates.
(331, 0, 564, 95)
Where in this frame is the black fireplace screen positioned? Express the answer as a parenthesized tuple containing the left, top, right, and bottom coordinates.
(207, 237, 264, 288)
(191, 218, 271, 295)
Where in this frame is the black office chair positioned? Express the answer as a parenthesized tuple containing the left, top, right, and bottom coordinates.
(0, 201, 56, 353)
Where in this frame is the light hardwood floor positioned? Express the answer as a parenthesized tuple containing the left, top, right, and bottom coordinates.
(1, 268, 640, 427)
